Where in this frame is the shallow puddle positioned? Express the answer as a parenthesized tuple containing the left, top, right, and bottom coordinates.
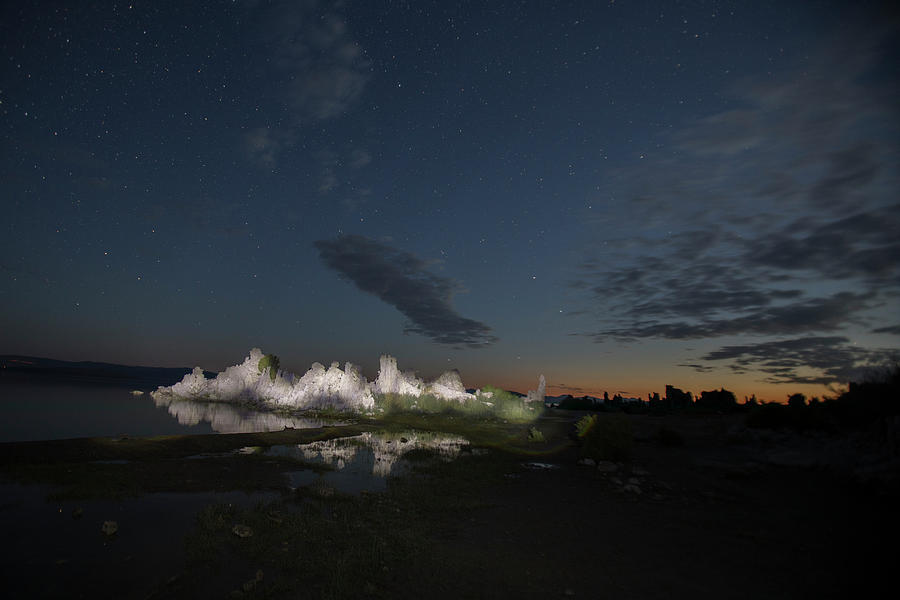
(268, 430, 471, 494)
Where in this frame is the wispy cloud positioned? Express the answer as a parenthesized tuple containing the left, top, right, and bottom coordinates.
(245, 126, 283, 168)
(314, 146, 372, 198)
(586, 292, 872, 342)
(244, 0, 371, 166)
(314, 235, 497, 348)
(550, 383, 591, 394)
(699, 337, 890, 386)
(257, 1, 369, 123)
(573, 21, 899, 383)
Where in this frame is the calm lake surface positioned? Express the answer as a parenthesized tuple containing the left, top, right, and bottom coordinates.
(0, 377, 330, 442)
(0, 378, 215, 442)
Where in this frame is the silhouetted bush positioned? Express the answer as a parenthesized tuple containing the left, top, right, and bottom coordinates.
(695, 388, 738, 412)
(576, 414, 633, 462)
(831, 364, 900, 426)
(787, 393, 807, 408)
(745, 365, 900, 432)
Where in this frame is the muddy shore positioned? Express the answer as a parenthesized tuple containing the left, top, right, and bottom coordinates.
(1, 411, 895, 599)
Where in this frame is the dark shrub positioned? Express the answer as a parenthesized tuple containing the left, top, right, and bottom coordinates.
(576, 414, 633, 462)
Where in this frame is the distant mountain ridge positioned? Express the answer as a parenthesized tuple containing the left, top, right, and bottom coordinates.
(0, 355, 214, 387)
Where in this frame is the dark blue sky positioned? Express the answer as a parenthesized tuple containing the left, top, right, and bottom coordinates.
(2, 0, 898, 399)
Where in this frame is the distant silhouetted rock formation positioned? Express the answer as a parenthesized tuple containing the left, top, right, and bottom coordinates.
(665, 385, 693, 410)
(696, 388, 738, 412)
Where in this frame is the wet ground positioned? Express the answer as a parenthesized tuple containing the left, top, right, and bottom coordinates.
(1, 411, 897, 599)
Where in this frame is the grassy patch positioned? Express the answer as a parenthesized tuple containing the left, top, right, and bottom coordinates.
(374, 389, 539, 424)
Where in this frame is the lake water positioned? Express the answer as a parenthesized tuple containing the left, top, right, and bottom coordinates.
(269, 430, 472, 494)
(0, 377, 328, 442)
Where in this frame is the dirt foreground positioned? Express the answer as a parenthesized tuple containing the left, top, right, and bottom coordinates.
(1, 411, 895, 599)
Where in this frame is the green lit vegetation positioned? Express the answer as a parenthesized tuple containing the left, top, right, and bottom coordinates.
(527, 426, 544, 442)
(373, 388, 538, 424)
(257, 353, 281, 382)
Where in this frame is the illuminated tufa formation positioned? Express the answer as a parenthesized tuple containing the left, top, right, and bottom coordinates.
(372, 354, 425, 396)
(153, 348, 375, 411)
(525, 374, 546, 403)
(155, 348, 549, 412)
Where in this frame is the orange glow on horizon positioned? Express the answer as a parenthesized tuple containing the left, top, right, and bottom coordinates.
(478, 377, 845, 405)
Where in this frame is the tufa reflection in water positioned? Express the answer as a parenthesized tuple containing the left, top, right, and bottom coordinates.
(268, 431, 471, 494)
(153, 394, 337, 434)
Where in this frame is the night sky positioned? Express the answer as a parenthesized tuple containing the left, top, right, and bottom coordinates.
(2, 1, 898, 401)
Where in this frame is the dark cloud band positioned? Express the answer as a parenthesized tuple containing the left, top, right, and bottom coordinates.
(571, 24, 899, 385)
(314, 235, 497, 348)
(587, 292, 871, 342)
(699, 336, 890, 386)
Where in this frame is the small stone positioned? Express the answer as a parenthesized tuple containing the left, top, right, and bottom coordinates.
(267, 510, 284, 524)
(623, 483, 642, 494)
(101, 520, 118, 536)
(596, 461, 619, 473)
(577, 457, 597, 467)
(632, 467, 649, 476)
(564, 588, 576, 596)
(522, 462, 559, 470)
(232, 524, 254, 538)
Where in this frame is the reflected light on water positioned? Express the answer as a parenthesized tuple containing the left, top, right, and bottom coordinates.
(152, 395, 335, 433)
(269, 431, 472, 494)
